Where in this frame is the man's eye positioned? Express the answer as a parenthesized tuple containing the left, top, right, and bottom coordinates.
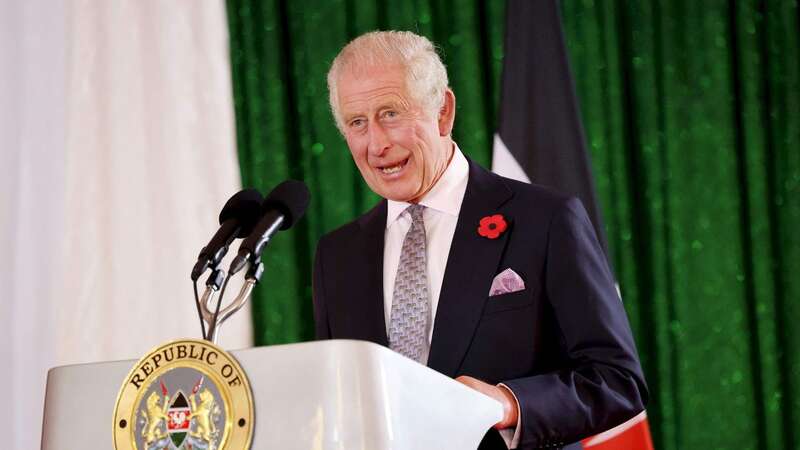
(349, 118, 365, 128)
(383, 110, 398, 119)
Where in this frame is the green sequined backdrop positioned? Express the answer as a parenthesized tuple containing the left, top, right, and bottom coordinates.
(225, 1, 799, 449)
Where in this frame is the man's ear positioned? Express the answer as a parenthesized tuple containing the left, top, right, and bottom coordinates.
(438, 89, 456, 136)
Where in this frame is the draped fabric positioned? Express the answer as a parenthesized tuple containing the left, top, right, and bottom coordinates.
(560, 1, 799, 449)
(58, 0, 251, 359)
(0, 3, 66, 449)
(226, 1, 800, 449)
(1, 2, 248, 449)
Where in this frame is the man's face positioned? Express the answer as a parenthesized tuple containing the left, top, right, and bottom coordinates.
(336, 66, 453, 203)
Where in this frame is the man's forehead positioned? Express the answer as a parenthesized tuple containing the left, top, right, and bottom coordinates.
(338, 70, 412, 113)
(341, 87, 406, 108)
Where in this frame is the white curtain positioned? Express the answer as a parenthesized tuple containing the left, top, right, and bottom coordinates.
(0, 1, 250, 449)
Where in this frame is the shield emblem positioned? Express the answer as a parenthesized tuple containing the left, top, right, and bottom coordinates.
(167, 390, 191, 448)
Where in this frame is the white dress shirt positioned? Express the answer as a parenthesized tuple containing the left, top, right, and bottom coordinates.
(382, 145, 469, 346)
(382, 144, 521, 449)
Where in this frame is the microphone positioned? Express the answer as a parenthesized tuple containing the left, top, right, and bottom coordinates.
(229, 180, 310, 275)
(190, 189, 264, 281)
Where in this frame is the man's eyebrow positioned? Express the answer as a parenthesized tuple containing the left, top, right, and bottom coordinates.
(342, 112, 363, 123)
(342, 100, 405, 122)
(379, 99, 405, 110)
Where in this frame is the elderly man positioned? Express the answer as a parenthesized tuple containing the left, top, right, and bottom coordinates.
(312, 31, 647, 449)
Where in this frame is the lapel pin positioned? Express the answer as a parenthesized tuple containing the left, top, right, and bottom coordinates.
(477, 214, 507, 239)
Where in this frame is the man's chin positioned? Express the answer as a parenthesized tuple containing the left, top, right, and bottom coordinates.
(373, 187, 420, 203)
(362, 179, 411, 202)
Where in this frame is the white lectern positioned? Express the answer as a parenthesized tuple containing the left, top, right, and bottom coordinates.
(42, 340, 503, 449)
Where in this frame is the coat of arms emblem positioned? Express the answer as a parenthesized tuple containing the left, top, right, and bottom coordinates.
(113, 339, 253, 450)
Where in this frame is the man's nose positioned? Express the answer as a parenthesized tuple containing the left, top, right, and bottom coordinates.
(367, 123, 391, 156)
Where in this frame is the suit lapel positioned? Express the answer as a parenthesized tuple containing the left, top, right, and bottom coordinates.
(428, 161, 514, 376)
(353, 200, 389, 346)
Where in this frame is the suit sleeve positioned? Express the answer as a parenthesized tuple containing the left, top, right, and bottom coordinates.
(312, 238, 332, 340)
(502, 197, 648, 448)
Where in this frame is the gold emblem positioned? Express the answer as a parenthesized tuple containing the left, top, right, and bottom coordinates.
(113, 339, 254, 450)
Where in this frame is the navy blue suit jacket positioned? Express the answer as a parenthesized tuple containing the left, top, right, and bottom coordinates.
(312, 160, 648, 449)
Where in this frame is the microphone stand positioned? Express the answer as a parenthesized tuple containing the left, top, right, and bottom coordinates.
(199, 262, 265, 343)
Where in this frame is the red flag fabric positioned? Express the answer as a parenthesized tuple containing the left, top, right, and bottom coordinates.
(581, 412, 654, 450)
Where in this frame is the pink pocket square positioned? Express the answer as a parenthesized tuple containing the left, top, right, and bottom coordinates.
(489, 268, 526, 296)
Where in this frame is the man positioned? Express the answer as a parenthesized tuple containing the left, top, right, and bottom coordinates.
(313, 31, 647, 449)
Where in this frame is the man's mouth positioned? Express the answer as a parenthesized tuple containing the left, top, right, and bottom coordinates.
(378, 158, 409, 175)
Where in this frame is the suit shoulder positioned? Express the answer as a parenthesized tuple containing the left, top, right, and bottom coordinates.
(317, 200, 385, 251)
(467, 160, 580, 221)
(318, 219, 360, 250)
(498, 175, 597, 245)
(498, 173, 577, 214)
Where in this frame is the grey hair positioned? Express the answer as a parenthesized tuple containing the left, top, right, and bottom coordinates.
(327, 30, 449, 132)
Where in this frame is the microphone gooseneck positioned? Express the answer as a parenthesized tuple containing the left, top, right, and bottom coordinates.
(193, 180, 310, 343)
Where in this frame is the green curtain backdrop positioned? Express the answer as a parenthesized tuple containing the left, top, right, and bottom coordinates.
(226, 1, 799, 449)
(561, 1, 799, 449)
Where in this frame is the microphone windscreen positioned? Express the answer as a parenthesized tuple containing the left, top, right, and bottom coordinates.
(262, 180, 310, 230)
(218, 188, 264, 237)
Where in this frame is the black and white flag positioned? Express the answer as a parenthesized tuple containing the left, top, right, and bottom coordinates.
(492, 0, 609, 258)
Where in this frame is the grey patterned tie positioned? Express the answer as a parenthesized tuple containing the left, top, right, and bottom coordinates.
(388, 204, 430, 363)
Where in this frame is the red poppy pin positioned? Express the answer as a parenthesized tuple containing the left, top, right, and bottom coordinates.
(477, 214, 508, 239)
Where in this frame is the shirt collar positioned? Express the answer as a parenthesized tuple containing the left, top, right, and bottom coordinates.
(386, 143, 469, 227)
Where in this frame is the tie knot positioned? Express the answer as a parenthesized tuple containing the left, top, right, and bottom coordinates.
(406, 204, 425, 223)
